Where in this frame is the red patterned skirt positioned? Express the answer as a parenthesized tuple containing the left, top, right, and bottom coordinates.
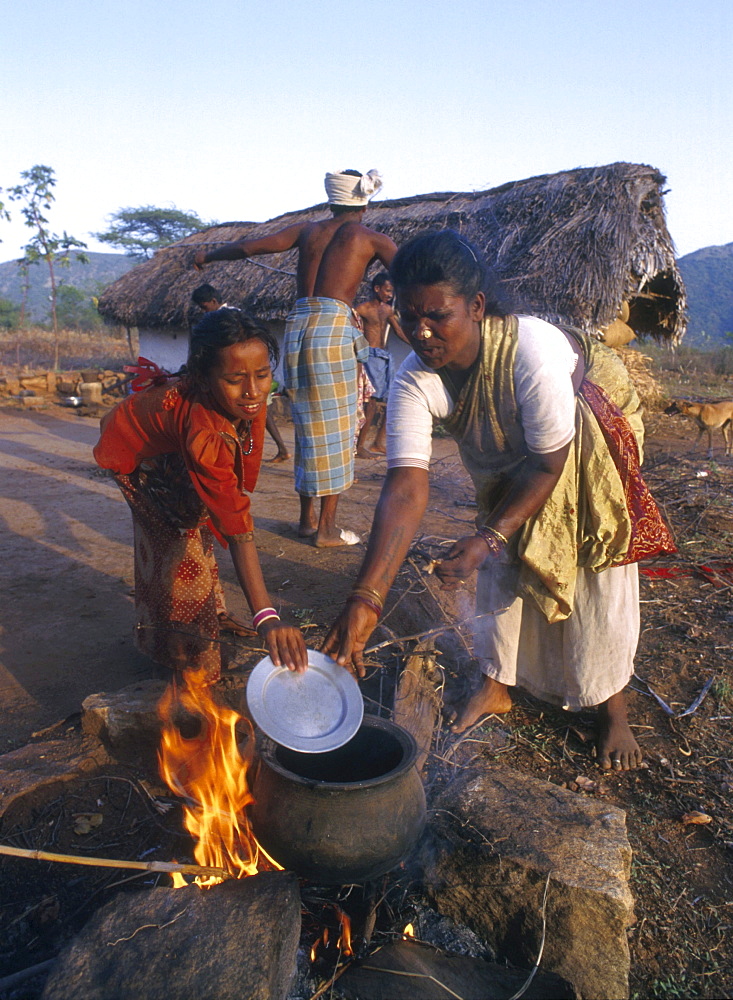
(115, 454, 228, 683)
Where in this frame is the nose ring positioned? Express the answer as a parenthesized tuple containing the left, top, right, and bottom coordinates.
(419, 328, 432, 340)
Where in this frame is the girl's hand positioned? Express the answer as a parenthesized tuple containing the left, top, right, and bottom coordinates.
(259, 621, 308, 673)
(434, 535, 493, 590)
(321, 600, 379, 679)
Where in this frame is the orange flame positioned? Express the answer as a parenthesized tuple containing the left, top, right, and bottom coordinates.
(157, 671, 281, 885)
(310, 927, 328, 963)
(403, 922, 415, 938)
(310, 906, 353, 963)
(335, 905, 353, 958)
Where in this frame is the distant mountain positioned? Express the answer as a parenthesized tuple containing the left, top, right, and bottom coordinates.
(677, 243, 733, 346)
(0, 251, 136, 324)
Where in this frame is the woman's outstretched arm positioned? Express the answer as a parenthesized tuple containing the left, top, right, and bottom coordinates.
(435, 442, 571, 588)
(227, 535, 308, 672)
(322, 466, 429, 676)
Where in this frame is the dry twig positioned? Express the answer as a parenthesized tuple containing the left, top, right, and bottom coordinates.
(107, 907, 189, 946)
(358, 965, 466, 1000)
(507, 873, 552, 1000)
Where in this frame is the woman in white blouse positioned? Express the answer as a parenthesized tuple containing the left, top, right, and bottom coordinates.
(323, 229, 674, 771)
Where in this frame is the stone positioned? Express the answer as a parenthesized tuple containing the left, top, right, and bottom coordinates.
(42, 872, 301, 1000)
(0, 734, 111, 825)
(80, 381, 104, 406)
(57, 378, 80, 395)
(337, 940, 578, 999)
(19, 374, 51, 393)
(416, 765, 634, 1000)
(21, 394, 49, 408)
(82, 680, 168, 757)
(0, 376, 21, 395)
(81, 677, 250, 759)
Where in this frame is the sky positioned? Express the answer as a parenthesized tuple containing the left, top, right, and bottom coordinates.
(1, 0, 731, 261)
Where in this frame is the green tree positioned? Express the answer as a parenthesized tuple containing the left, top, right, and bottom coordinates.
(9, 165, 88, 367)
(55, 284, 103, 331)
(16, 257, 32, 328)
(93, 205, 208, 259)
(0, 296, 20, 330)
(55, 284, 85, 326)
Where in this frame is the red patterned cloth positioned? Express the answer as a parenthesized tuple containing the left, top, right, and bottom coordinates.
(115, 462, 229, 683)
(641, 562, 733, 586)
(580, 378, 676, 563)
(95, 380, 265, 539)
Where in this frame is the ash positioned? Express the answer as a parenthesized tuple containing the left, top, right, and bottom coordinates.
(407, 902, 494, 960)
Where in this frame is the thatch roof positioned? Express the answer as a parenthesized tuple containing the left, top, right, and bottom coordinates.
(98, 162, 686, 342)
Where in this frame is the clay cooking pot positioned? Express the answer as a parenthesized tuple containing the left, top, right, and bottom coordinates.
(250, 715, 426, 883)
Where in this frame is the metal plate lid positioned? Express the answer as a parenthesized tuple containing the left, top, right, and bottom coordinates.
(246, 649, 364, 753)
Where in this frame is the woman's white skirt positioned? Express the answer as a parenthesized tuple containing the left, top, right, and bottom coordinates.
(475, 561, 639, 710)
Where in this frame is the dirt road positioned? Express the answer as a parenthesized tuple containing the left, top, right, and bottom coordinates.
(0, 403, 464, 749)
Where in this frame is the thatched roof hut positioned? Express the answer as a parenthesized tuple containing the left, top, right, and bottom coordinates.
(98, 161, 686, 344)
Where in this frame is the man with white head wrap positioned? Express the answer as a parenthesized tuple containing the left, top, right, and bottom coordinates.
(324, 169, 383, 207)
(194, 170, 397, 547)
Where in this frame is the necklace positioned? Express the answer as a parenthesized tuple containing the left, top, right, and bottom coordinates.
(237, 421, 254, 455)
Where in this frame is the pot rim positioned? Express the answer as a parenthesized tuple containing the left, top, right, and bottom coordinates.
(258, 714, 419, 791)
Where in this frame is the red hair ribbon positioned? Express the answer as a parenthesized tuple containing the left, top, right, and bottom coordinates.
(123, 356, 173, 392)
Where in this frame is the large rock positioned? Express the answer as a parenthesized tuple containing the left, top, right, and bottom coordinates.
(337, 940, 577, 999)
(417, 766, 634, 1000)
(82, 676, 250, 759)
(42, 872, 301, 1000)
(0, 734, 111, 825)
(82, 680, 168, 756)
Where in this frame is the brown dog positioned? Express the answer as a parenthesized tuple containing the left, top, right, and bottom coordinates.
(664, 399, 733, 456)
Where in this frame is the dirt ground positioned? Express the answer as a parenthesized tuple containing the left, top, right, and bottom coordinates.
(0, 403, 467, 749)
(1, 387, 732, 998)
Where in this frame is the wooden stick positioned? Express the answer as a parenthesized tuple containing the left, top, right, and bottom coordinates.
(308, 960, 353, 1000)
(0, 843, 231, 879)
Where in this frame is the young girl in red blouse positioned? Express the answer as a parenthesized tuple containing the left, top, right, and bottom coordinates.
(94, 308, 307, 682)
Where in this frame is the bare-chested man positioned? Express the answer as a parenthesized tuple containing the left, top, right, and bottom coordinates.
(194, 169, 396, 546)
(355, 272, 409, 457)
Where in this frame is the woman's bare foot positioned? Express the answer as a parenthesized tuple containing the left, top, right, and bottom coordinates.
(298, 524, 317, 537)
(596, 690, 642, 771)
(447, 677, 513, 733)
(356, 447, 376, 460)
(266, 452, 291, 463)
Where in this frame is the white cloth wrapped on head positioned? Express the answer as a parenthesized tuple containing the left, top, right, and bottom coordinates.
(324, 169, 383, 206)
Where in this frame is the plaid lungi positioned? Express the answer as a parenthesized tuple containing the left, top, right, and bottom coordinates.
(284, 297, 368, 496)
